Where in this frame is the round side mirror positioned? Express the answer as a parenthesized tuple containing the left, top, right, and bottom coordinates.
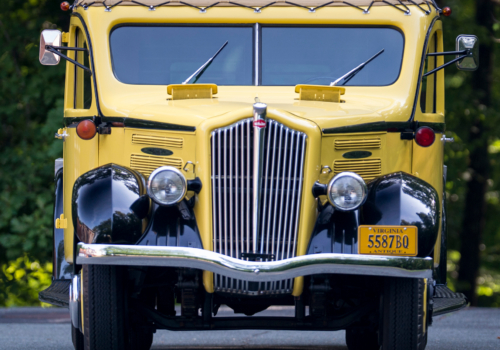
(39, 29, 62, 65)
(456, 35, 479, 71)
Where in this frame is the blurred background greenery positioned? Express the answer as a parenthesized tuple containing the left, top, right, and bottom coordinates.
(0, 0, 499, 307)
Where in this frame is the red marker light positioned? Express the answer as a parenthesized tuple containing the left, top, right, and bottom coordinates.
(76, 120, 97, 140)
(415, 127, 435, 147)
(442, 6, 452, 17)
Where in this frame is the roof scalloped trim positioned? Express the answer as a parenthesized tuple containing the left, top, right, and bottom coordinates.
(73, 0, 439, 15)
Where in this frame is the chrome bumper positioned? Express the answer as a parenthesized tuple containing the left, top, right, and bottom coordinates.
(76, 243, 433, 280)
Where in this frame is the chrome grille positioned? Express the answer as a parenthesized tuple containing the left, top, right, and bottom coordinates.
(211, 119, 307, 295)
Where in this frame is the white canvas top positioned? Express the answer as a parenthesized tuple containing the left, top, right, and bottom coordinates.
(74, 0, 435, 10)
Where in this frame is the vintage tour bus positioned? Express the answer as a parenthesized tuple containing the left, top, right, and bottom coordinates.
(38, 1, 479, 349)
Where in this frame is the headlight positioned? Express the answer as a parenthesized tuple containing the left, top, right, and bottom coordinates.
(327, 172, 367, 211)
(147, 166, 187, 206)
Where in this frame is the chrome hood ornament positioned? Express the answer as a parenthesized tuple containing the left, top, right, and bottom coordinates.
(252, 102, 267, 253)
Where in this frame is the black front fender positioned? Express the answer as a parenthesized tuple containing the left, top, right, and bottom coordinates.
(72, 164, 149, 244)
(307, 172, 440, 258)
(362, 172, 440, 257)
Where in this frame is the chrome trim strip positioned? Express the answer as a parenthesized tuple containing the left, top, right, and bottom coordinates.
(77, 243, 433, 280)
(254, 23, 260, 86)
(252, 103, 267, 253)
(69, 274, 81, 331)
(223, 129, 228, 257)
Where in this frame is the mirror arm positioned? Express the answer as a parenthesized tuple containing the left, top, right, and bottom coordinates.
(423, 54, 468, 77)
(46, 46, 92, 74)
(427, 49, 469, 57)
(50, 46, 88, 52)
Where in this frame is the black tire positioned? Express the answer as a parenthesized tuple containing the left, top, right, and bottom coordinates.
(71, 324, 84, 350)
(82, 265, 154, 350)
(381, 278, 428, 350)
(82, 265, 126, 350)
(346, 328, 379, 350)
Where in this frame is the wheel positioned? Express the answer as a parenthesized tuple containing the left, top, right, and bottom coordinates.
(82, 265, 127, 350)
(346, 327, 379, 350)
(71, 324, 84, 350)
(381, 278, 428, 350)
(82, 265, 154, 350)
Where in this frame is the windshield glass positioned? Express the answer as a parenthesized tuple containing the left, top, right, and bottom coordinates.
(262, 27, 403, 86)
(110, 26, 254, 85)
(110, 26, 404, 86)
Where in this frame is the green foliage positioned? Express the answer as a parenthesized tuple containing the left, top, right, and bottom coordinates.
(0, 1, 68, 306)
(438, 0, 500, 306)
(0, 255, 53, 307)
(0, 1, 68, 266)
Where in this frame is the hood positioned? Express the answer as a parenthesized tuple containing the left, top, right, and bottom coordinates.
(104, 86, 411, 132)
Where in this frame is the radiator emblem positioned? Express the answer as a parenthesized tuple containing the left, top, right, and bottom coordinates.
(253, 119, 266, 129)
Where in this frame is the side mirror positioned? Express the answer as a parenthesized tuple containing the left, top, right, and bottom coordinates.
(456, 35, 479, 71)
(39, 29, 62, 65)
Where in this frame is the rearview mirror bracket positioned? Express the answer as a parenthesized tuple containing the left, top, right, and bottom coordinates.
(422, 34, 478, 77)
(39, 29, 92, 74)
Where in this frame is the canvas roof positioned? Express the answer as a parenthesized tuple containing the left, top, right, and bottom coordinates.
(74, 0, 435, 9)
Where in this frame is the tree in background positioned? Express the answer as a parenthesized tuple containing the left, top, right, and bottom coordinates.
(437, 0, 500, 306)
(0, 0, 68, 305)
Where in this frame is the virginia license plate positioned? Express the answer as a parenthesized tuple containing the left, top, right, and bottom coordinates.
(358, 225, 418, 256)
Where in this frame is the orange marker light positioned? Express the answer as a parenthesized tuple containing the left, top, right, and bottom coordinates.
(76, 120, 97, 140)
(60, 2, 70, 11)
(442, 6, 452, 16)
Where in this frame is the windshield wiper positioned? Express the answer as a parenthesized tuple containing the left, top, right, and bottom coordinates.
(330, 49, 385, 86)
(182, 41, 229, 85)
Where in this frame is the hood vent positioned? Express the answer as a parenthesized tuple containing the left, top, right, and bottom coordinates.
(132, 134, 183, 149)
(334, 138, 381, 150)
(130, 154, 182, 177)
(334, 159, 381, 181)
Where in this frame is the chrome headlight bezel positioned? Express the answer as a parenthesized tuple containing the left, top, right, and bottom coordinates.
(147, 166, 187, 206)
(327, 172, 368, 211)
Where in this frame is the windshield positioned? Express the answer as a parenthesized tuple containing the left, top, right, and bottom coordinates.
(110, 26, 404, 86)
(110, 26, 254, 85)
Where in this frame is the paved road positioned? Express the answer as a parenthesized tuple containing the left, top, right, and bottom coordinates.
(0, 306, 498, 350)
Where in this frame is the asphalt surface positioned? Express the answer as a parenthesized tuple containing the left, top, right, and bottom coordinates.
(0, 306, 498, 350)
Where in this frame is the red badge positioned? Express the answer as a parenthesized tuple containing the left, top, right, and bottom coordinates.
(253, 119, 266, 129)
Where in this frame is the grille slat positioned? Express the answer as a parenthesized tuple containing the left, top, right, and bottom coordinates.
(211, 119, 306, 295)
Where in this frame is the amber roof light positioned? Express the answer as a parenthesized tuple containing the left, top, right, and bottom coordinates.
(76, 120, 97, 140)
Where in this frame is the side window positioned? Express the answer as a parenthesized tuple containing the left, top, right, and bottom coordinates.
(74, 28, 93, 110)
(420, 32, 438, 114)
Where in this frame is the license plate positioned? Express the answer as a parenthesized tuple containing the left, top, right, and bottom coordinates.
(358, 225, 418, 256)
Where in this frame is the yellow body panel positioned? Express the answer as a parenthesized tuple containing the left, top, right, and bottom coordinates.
(60, 5, 446, 295)
(63, 127, 99, 263)
(412, 136, 444, 267)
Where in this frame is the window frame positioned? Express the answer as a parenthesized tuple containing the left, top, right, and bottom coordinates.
(108, 23, 406, 87)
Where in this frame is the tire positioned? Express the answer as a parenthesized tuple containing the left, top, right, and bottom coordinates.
(82, 265, 154, 350)
(346, 328, 379, 350)
(71, 324, 84, 350)
(82, 265, 127, 350)
(381, 278, 428, 350)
